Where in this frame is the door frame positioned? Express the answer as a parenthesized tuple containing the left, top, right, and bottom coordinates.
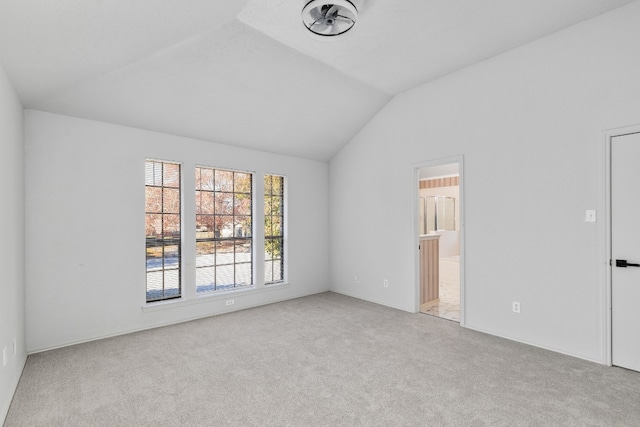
(412, 155, 465, 326)
(604, 124, 640, 366)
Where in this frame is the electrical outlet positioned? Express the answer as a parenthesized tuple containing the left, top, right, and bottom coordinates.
(585, 210, 597, 223)
(2, 347, 7, 367)
(354, 276, 359, 285)
(225, 299, 234, 306)
(512, 301, 521, 313)
(383, 279, 389, 288)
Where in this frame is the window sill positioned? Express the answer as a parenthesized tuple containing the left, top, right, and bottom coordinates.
(141, 282, 290, 312)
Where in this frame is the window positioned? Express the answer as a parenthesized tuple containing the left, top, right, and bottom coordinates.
(145, 160, 181, 302)
(264, 175, 285, 284)
(195, 167, 253, 293)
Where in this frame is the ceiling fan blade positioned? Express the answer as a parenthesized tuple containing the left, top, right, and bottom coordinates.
(325, 4, 339, 19)
(330, 22, 345, 35)
(308, 17, 323, 29)
(312, 22, 331, 34)
(332, 22, 346, 35)
(309, 7, 323, 22)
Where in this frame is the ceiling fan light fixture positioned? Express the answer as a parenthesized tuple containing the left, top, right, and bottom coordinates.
(302, 0, 358, 39)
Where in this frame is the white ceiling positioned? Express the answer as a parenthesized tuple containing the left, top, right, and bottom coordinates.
(0, 0, 634, 161)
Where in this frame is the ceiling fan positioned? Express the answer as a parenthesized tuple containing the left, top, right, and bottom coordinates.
(301, 0, 358, 38)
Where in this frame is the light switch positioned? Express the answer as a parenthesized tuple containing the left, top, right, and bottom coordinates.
(585, 210, 597, 223)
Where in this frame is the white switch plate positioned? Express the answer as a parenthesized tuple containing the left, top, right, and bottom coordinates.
(585, 210, 597, 223)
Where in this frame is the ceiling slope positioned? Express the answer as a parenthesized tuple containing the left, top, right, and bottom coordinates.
(33, 21, 390, 161)
(240, 0, 637, 95)
(0, 0, 636, 160)
(0, 0, 247, 105)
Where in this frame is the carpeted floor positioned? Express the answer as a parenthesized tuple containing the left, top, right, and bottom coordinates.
(5, 292, 640, 426)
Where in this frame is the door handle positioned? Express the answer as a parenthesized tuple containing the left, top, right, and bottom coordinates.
(616, 259, 640, 268)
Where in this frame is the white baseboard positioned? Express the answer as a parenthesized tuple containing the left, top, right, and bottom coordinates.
(27, 289, 328, 355)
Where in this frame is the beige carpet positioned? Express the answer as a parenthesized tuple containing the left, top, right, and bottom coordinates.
(5, 292, 640, 426)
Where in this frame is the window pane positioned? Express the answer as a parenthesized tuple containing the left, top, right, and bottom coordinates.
(234, 193, 251, 216)
(146, 271, 163, 299)
(146, 244, 162, 271)
(266, 176, 273, 193)
(196, 167, 213, 191)
(235, 173, 251, 193)
(273, 260, 283, 282)
(216, 264, 234, 287)
(198, 191, 214, 215)
(163, 188, 180, 214)
(195, 191, 202, 214)
(195, 168, 202, 191)
(196, 215, 214, 234)
(235, 216, 252, 238)
(215, 192, 233, 215)
(164, 269, 180, 296)
(163, 214, 180, 236)
(196, 166, 254, 294)
(196, 267, 215, 293)
(265, 261, 274, 283)
(264, 202, 270, 216)
(264, 174, 284, 284)
(216, 215, 234, 238)
(235, 240, 252, 264)
(264, 196, 281, 216)
(272, 177, 283, 195)
(265, 237, 282, 261)
(145, 187, 162, 213)
(196, 241, 215, 267)
(264, 216, 273, 237)
(215, 170, 233, 192)
(265, 245, 273, 262)
(270, 216, 282, 237)
(236, 262, 252, 285)
(146, 214, 161, 237)
(145, 161, 162, 186)
(164, 163, 180, 188)
(270, 196, 282, 215)
(216, 241, 234, 265)
(145, 160, 181, 303)
(163, 244, 180, 270)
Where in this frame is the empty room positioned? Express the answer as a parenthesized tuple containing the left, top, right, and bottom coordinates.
(2, 0, 640, 425)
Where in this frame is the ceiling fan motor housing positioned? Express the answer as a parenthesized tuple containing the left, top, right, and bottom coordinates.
(302, 0, 358, 38)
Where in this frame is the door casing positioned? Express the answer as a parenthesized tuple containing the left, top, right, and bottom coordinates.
(412, 155, 465, 326)
(604, 124, 640, 366)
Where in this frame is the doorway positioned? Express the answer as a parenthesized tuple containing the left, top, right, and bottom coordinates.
(609, 130, 640, 372)
(414, 158, 464, 324)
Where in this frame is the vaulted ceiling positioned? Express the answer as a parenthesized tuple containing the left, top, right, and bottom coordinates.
(0, 0, 634, 161)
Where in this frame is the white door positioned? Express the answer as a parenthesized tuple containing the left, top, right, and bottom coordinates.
(611, 132, 640, 371)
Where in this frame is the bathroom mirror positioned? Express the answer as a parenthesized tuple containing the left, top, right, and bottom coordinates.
(422, 196, 455, 233)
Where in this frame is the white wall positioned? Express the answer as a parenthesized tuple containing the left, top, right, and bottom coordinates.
(330, 1, 640, 363)
(0, 62, 26, 421)
(25, 111, 330, 352)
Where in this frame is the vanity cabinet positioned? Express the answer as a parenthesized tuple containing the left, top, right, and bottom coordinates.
(419, 235, 440, 304)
